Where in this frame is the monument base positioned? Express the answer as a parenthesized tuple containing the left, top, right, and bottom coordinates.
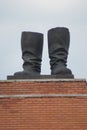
(7, 74, 74, 80)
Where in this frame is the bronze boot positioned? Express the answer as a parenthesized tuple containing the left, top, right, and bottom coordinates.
(14, 31, 43, 76)
(48, 27, 74, 78)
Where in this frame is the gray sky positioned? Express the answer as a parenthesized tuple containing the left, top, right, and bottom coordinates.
(0, 0, 87, 80)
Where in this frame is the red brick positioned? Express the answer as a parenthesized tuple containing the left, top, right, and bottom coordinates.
(0, 79, 86, 95)
(0, 79, 87, 130)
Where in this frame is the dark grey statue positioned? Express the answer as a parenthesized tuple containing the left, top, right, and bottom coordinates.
(14, 32, 43, 76)
(12, 27, 74, 79)
(48, 27, 74, 78)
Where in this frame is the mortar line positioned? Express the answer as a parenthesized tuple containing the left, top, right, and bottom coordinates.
(0, 94, 87, 98)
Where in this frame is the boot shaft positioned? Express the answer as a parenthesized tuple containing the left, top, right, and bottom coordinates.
(21, 32, 43, 59)
(48, 27, 70, 66)
(22, 32, 43, 74)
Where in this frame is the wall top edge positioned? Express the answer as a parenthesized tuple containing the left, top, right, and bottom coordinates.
(0, 78, 86, 83)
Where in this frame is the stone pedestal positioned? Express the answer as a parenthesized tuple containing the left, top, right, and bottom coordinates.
(7, 75, 73, 80)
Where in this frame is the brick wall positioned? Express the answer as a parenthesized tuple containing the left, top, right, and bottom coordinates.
(0, 79, 87, 130)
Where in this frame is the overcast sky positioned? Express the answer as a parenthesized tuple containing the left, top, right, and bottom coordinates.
(0, 0, 87, 80)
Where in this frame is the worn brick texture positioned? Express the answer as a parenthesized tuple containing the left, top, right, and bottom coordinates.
(0, 79, 87, 130)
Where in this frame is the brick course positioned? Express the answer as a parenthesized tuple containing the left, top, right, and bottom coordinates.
(0, 79, 86, 95)
(0, 79, 87, 130)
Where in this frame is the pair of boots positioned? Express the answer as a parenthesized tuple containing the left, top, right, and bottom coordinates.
(14, 27, 74, 78)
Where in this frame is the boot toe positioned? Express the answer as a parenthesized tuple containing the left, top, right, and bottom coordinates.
(52, 68, 74, 78)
